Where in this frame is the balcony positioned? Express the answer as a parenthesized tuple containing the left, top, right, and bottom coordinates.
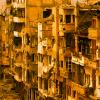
(13, 17, 25, 23)
(88, 60, 96, 69)
(42, 65, 53, 78)
(60, 23, 75, 35)
(64, 23, 75, 32)
(12, 2, 25, 8)
(72, 54, 88, 66)
(68, 81, 86, 95)
(88, 28, 100, 40)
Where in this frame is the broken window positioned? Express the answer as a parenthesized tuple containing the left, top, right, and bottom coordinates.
(65, 15, 71, 23)
(43, 9, 52, 18)
(14, 36, 22, 47)
(44, 79, 48, 90)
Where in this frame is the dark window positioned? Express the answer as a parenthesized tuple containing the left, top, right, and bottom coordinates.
(65, 15, 71, 23)
(61, 61, 63, 67)
(43, 9, 52, 18)
(66, 33, 72, 47)
(59, 82, 63, 94)
(72, 90, 76, 98)
(14, 37, 22, 46)
(56, 80, 58, 88)
(44, 79, 48, 90)
(31, 54, 34, 62)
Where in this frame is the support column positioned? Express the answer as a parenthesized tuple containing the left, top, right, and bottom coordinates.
(75, 35, 78, 53)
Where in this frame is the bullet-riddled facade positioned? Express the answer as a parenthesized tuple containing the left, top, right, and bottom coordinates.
(1, 0, 100, 100)
(38, 0, 100, 100)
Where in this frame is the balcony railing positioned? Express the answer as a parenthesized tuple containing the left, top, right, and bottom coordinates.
(72, 54, 88, 66)
(12, 2, 25, 8)
(13, 17, 25, 23)
(68, 81, 86, 95)
(60, 23, 75, 36)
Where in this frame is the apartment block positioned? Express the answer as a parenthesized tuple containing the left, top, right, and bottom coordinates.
(0, 0, 100, 100)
